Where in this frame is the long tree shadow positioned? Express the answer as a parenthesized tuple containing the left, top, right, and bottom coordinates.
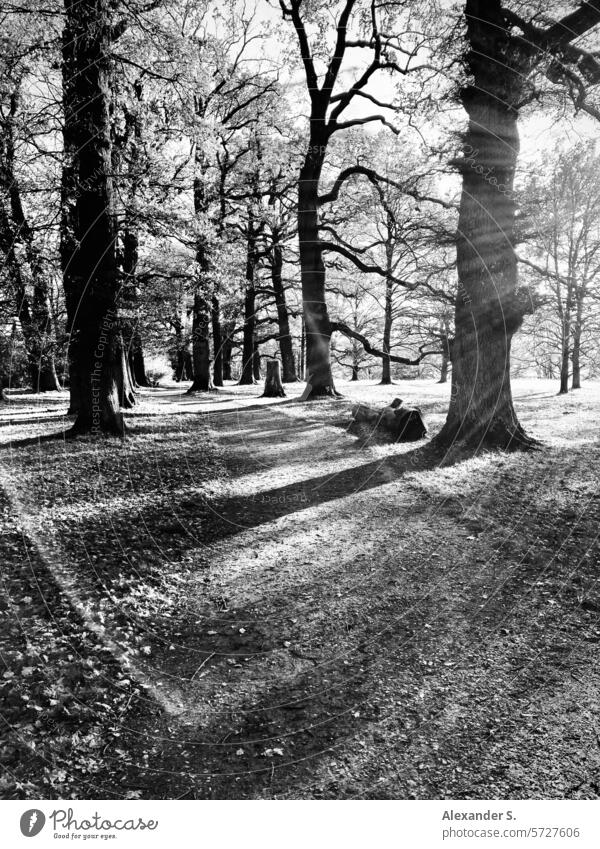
(28, 437, 450, 571)
(149, 477, 600, 799)
(0, 429, 79, 448)
(192, 397, 318, 417)
(207, 447, 440, 533)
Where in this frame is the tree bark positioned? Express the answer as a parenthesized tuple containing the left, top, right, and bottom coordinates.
(380, 213, 394, 385)
(119, 227, 147, 392)
(212, 295, 224, 386)
(558, 279, 573, 395)
(436, 0, 532, 450)
(117, 87, 149, 391)
(252, 338, 261, 382)
(187, 292, 214, 392)
(187, 157, 216, 393)
(239, 207, 258, 385)
(300, 316, 305, 381)
(118, 337, 136, 408)
(129, 331, 149, 387)
(184, 351, 193, 380)
(173, 351, 185, 381)
(60, 13, 80, 416)
(559, 317, 570, 394)
(262, 359, 286, 398)
(571, 286, 584, 390)
(298, 138, 339, 398)
(171, 313, 191, 381)
(438, 350, 449, 384)
(438, 328, 451, 384)
(271, 226, 297, 382)
(61, 0, 124, 436)
(381, 277, 393, 385)
(221, 322, 234, 381)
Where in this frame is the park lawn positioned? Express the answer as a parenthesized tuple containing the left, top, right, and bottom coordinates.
(1, 377, 600, 799)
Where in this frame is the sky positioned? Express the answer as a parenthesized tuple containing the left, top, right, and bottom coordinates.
(254, 0, 599, 173)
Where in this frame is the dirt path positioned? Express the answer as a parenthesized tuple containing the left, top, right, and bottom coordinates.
(3, 379, 600, 798)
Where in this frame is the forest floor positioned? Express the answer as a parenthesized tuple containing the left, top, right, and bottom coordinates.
(2, 377, 600, 800)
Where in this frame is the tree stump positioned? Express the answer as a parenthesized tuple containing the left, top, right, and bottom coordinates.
(262, 360, 286, 398)
(351, 397, 427, 442)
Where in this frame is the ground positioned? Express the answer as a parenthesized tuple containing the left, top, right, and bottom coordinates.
(1, 377, 600, 800)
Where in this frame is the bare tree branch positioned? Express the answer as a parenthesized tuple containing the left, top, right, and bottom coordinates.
(318, 164, 455, 209)
(330, 321, 440, 364)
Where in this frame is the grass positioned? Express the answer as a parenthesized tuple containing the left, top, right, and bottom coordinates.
(1, 377, 600, 799)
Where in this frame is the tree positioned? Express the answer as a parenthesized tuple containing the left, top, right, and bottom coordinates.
(281, 0, 435, 398)
(264, 163, 299, 383)
(0, 36, 62, 393)
(330, 280, 379, 381)
(115, 80, 152, 389)
(436, 0, 600, 449)
(61, 0, 124, 435)
(187, 148, 215, 394)
(520, 142, 600, 393)
(315, 128, 455, 386)
(237, 196, 260, 385)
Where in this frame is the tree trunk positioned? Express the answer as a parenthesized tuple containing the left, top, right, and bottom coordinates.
(351, 365, 359, 381)
(558, 279, 573, 395)
(117, 229, 141, 399)
(271, 226, 297, 382)
(61, 0, 123, 436)
(183, 350, 193, 380)
(69, 310, 123, 436)
(173, 350, 185, 381)
(171, 314, 190, 381)
(127, 350, 139, 389)
(212, 295, 224, 386)
(571, 289, 584, 390)
(571, 346, 580, 390)
(239, 209, 257, 385)
(60, 15, 80, 417)
(221, 323, 234, 381)
(300, 316, 305, 381)
(66, 362, 80, 414)
(187, 292, 214, 392)
(118, 338, 136, 408)
(559, 315, 570, 395)
(381, 219, 394, 385)
(436, 0, 532, 450)
(253, 338, 261, 382)
(129, 331, 150, 387)
(262, 359, 286, 398)
(438, 350, 449, 384)
(21, 280, 61, 393)
(119, 225, 148, 391)
(298, 140, 338, 398)
(381, 278, 393, 385)
(187, 155, 216, 393)
(116, 87, 150, 392)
